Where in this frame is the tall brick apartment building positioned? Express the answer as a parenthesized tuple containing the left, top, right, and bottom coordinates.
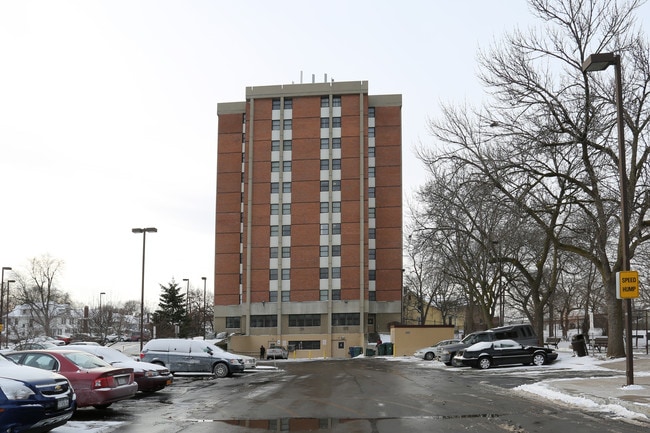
(215, 80, 402, 358)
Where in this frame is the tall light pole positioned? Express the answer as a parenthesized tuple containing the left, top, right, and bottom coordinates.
(99, 292, 106, 342)
(5, 279, 14, 348)
(183, 278, 190, 313)
(582, 52, 633, 385)
(201, 276, 207, 338)
(132, 227, 157, 352)
(1, 267, 11, 339)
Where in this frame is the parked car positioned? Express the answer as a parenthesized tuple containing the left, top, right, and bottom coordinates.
(67, 344, 173, 392)
(105, 334, 129, 343)
(453, 339, 558, 369)
(54, 335, 71, 345)
(140, 339, 245, 378)
(438, 324, 538, 365)
(0, 354, 75, 432)
(5, 349, 138, 409)
(266, 346, 289, 360)
(13, 341, 61, 351)
(413, 339, 461, 361)
(204, 340, 256, 370)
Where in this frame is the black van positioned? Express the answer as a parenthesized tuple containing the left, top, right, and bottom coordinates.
(438, 324, 538, 365)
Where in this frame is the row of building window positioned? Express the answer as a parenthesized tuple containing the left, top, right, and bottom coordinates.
(269, 203, 374, 216)
(268, 267, 376, 282)
(269, 97, 374, 116)
(267, 245, 375, 260)
(243, 313, 361, 328)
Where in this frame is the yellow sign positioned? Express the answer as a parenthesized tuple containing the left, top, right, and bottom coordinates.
(617, 270, 639, 299)
(0, 324, 3, 332)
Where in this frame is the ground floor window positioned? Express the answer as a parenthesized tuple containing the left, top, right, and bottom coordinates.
(288, 340, 320, 350)
(225, 316, 241, 328)
(250, 315, 278, 327)
(288, 314, 321, 327)
(332, 313, 360, 326)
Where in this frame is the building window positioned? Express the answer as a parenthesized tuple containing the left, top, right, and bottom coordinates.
(320, 181, 329, 192)
(271, 140, 280, 151)
(272, 120, 280, 130)
(332, 223, 341, 235)
(269, 269, 278, 280)
(320, 118, 329, 128)
(369, 270, 376, 281)
(271, 161, 280, 172)
(241, 152, 245, 162)
(289, 340, 321, 350)
(368, 147, 375, 157)
(319, 268, 329, 279)
(320, 246, 329, 257)
(282, 182, 292, 193)
(368, 187, 375, 198)
(281, 269, 290, 280)
(332, 96, 341, 107)
(332, 159, 341, 170)
(332, 289, 341, 300)
(320, 138, 329, 149)
(368, 127, 375, 138)
(369, 249, 376, 260)
(332, 267, 341, 279)
(320, 224, 329, 235)
(226, 317, 241, 328)
(272, 99, 281, 110)
(270, 247, 278, 258)
(368, 107, 375, 117)
(283, 161, 292, 172)
(320, 290, 328, 301)
(282, 203, 291, 215)
(369, 291, 376, 301)
(332, 245, 341, 256)
(250, 315, 277, 327)
(282, 246, 291, 258)
(289, 314, 321, 327)
(332, 180, 341, 191)
(270, 225, 279, 236)
(320, 159, 329, 170)
(271, 182, 279, 194)
(369, 228, 376, 239)
(332, 117, 341, 128)
(270, 291, 278, 302)
(282, 225, 291, 236)
(283, 119, 292, 130)
(270, 204, 279, 215)
(369, 207, 375, 218)
(284, 98, 292, 109)
(368, 167, 375, 177)
(332, 202, 341, 213)
(283, 140, 292, 151)
(332, 313, 359, 326)
(282, 291, 290, 302)
(320, 202, 329, 213)
(320, 96, 329, 108)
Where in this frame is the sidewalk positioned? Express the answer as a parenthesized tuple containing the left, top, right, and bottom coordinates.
(535, 352, 650, 421)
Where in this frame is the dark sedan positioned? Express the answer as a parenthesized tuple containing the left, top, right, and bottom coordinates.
(5, 349, 138, 409)
(0, 354, 75, 432)
(453, 339, 558, 369)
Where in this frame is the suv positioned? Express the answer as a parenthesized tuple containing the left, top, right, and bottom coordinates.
(266, 346, 289, 360)
(140, 339, 245, 378)
(438, 324, 538, 366)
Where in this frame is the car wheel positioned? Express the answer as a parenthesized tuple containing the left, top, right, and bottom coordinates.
(424, 352, 435, 361)
(152, 361, 165, 367)
(213, 362, 229, 378)
(93, 403, 112, 409)
(532, 353, 546, 366)
(478, 357, 491, 369)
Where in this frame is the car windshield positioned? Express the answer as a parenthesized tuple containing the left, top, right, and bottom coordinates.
(64, 352, 111, 369)
(0, 355, 16, 366)
(466, 342, 493, 351)
(95, 348, 131, 363)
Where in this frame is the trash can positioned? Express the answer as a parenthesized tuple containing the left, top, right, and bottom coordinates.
(571, 333, 588, 357)
(377, 343, 386, 356)
(365, 348, 375, 356)
(385, 342, 394, 356)
(349, 346, 362, 358)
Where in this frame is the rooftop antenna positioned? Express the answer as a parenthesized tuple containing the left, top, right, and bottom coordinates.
(300, 71, 303, 84)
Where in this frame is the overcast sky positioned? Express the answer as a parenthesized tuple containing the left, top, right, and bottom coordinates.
(1, 1, 646, 310)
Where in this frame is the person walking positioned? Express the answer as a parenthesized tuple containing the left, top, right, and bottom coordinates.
(260, 345, 266, 359)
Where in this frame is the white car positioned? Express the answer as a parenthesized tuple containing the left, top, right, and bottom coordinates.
(266, 346, 289, 360)
(414, 339, 461, 361)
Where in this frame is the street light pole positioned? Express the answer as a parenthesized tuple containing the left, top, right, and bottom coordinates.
(201, 277, 207, 338)
(99, 292, 106, 343)
(132, 227, 157, 352)
(582, 52, 633, 385)
(1, 267, 11, 339)
(5, 279, 14, 348)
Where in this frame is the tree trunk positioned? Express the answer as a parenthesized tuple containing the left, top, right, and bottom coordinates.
(605, 275, 625, 357)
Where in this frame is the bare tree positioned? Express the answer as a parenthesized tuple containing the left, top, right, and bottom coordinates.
(13, 254, 68, 336)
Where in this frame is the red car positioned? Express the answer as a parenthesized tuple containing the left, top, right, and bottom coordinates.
(5, 349, 138, 409)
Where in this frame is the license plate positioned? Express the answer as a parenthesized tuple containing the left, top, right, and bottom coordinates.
(56, 397, 69, 410)
(115, 376, 128, 385)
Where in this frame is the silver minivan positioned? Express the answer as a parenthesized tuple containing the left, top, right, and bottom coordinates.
(139, 339, 245, 378)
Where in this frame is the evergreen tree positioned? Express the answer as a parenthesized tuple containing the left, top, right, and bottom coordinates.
(152, 279, 188, 338)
